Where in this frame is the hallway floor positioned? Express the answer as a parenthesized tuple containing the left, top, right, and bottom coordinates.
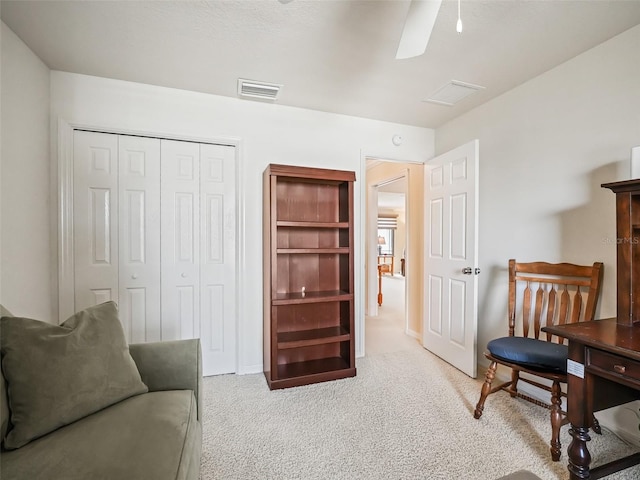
(365, 274, 420, 355)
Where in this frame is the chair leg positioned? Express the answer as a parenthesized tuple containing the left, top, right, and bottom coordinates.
(550, 381, 563, 461)
(592, 414, 602, 435)
(474, 361, 498, 419)
(510, 369, 520, 397)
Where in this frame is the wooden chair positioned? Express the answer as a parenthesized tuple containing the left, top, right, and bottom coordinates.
(473, 259, 604, 461)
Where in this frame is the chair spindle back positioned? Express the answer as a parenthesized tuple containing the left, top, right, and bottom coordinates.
(508, 259, 603, 344)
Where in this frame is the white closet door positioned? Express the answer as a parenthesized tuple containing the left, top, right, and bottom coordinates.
(74, 131, 119, 311)
(118, 135, 161, 343)
(72, 131, 238, 375)
(200, 143, 237, 375)
(161, 140, 201, 342)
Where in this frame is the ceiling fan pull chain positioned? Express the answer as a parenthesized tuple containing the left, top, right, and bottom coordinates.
(457, 0, 463, 33)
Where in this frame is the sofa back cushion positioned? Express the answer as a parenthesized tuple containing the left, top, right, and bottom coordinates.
(0, 341, 9, 445)
(0, 301, 148, 449)
(0, 304, 13, 443)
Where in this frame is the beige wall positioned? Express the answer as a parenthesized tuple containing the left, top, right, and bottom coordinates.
(393, 209, 406, 272)
(366, 161, 425, 338)
(436, 24, 640, 371)
(0, 22, 51, 320)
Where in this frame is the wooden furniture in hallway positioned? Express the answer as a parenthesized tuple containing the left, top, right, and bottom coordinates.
(262, 164, 356, 389)
(377, 263, 391, 306)
(378, 254, 394, 275)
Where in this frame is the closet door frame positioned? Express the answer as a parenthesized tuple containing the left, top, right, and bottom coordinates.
(56, 119, 243, 371)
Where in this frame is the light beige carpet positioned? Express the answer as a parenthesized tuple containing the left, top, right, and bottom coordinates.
(496, 471, 543, 480)
(199, 334, 640, 479)
(365, 274, 414, 356)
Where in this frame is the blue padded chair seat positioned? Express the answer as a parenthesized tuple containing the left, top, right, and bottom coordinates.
(487, 337, 568, 374)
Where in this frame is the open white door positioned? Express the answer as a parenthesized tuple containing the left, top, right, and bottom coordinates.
(423, 140, 479, 378)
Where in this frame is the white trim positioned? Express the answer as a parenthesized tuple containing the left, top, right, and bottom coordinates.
(234, 138, 247, 377)
(359, 151, 424, 358)
(402, 170, 412, 339)
(356, 155, 366, 358)
(406, 328, 420, 340)
(377, 173, 408, 188)
(57, 118, 75, 322)
(56, 119, 244, 373)
(237, 363, 263, 375)
(61, 122, 240, 148)
(367, 184, 380, 319)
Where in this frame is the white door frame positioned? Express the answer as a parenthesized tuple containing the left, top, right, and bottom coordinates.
(368, 173, 408, 318)
(55, 118, 244, 372)
(360, 154, 422, 357)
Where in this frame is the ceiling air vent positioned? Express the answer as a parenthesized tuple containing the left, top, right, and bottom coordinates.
(424, 80, 485, 106)
(237, 78, 282, 101)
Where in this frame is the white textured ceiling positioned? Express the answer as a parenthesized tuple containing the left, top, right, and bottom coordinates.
(2, 0, 640, 128)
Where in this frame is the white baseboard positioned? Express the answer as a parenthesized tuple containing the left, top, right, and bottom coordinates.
(593, 400, 640, 447)
(406, 328, 420, 340)
(237, 364, 263, 375)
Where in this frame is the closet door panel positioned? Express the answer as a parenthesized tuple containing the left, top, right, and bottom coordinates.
(161, 140, 201, 341)
(118, 135, 161, 343)
(200, 144, 237, 375)
(71, 131, 238, 375)
(74, 131, 119, 313)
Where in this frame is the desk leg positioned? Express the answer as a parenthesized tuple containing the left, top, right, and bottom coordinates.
(567, 342, 592, 480)
(568, 426, 591, 480)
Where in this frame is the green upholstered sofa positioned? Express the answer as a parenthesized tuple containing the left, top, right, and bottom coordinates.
(0, 304, 202, 480)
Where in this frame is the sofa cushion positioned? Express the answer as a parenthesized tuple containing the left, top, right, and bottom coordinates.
(487, 336, 568, 373)
(0, 358, 9, 446)
(0, 304, 12, 443)
(0, 301, 148, 449)
(0, 390, 200, 480)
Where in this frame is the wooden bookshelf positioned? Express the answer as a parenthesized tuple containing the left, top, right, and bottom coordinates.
(263, 164, 356, 389)
(602, 178, 640, 325)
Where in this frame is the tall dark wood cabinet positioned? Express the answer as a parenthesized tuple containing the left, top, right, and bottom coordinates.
(602, 178, 640, 326)
(263, 164, 356, 389)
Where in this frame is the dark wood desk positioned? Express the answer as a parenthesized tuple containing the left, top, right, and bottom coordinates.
(544, 318, 640, 479)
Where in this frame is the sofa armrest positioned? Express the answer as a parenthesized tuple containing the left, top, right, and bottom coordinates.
(128, 339, 202, 421)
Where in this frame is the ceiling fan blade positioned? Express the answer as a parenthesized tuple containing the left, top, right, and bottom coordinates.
(395, 0, 443, 60)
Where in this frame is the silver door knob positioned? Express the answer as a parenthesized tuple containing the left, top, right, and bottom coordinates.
(474, 268, 481, 275)
(462, 267, 473, 275)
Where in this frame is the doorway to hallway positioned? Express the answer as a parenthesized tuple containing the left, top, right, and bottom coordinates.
(366, 273, 416, 355)
(365, 162, 418, 356)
